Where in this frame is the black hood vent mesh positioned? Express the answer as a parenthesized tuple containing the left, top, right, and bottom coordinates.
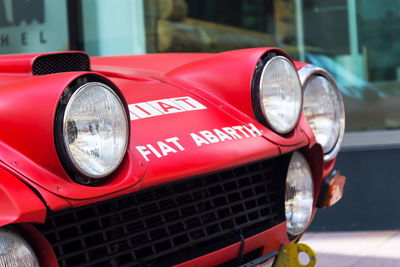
(32, 52, 90, 75)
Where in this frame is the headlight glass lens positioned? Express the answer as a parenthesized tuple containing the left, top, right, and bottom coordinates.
(303, 75, 344, 156)
(259, 56, 302, 134)
(285, 152, 314, 236)
(0, 228, 39, 267)
(63, 82, 128, 178)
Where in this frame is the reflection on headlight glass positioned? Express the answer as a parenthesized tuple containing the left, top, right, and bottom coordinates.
(303, 76, 341, 153)
(260, 57, 302, 133)
(64, 83, 128, 178)
(285, 152, 314, 236)
(0, 228, 39, 267)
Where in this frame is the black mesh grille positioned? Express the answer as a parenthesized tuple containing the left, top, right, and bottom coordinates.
(36, 156, 288, 267)
(32, 53, 90, 75)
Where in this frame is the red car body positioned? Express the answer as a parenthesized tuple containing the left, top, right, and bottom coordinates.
(0, 47, 341, 266)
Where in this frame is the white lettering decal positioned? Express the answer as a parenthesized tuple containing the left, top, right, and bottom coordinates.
(171, 97, 207, 110)
(136, 146, 151, 161)
(136, 137, 184, 161)
(213, 129, 233, 142)
(245, 123, 263, 136)
(128, 112, 140, 120)
(233, 126, 250, 138)
(222, 127, 242, 139)
(148, 99, 185, 114)
(190, 133, 210, 146)
(129, 103, 163, 119)
(166, 137, 185, 151)
(129, 96, 206, 120)
(199, 130, 219, 143)
(135, 124, 264, 161)
(157, 141, 178, 156)
(147, 144, 162, 158)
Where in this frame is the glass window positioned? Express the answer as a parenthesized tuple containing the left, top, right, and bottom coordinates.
(186, 0, 275, 34)
(300, 0, 400, 131)
(0, 0, 68, 54)
(81, 0, 146, 56)
(142, 0, 400, 131)
(143, 0, 282, 53)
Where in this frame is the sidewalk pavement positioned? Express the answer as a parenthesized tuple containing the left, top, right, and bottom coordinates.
(302, 231, 400, 267)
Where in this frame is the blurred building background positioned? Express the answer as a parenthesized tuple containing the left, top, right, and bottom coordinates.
(2, 0, 400, 231)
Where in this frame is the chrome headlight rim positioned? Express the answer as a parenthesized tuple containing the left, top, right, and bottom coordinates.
(55, 75, 129, 185)
(252, 52, 303, 135)
(299, 65, 345, 161)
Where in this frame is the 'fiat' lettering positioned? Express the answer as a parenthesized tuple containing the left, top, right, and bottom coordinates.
(136, 137, 185, 161)
(129, 96, 207, 120)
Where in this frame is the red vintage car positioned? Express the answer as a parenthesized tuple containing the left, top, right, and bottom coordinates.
(0, 47, 345, 266)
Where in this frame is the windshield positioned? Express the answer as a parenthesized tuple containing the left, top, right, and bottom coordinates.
(1, 0, 400, 132)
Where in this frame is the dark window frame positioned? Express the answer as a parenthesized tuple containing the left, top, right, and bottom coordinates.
(67, 0, 84, 51)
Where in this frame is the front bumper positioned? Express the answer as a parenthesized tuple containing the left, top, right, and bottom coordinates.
(178, 236, 317, 267)
(177, 223, 288, 267)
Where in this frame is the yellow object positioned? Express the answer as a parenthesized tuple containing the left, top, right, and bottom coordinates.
(273, 243, 316, 267)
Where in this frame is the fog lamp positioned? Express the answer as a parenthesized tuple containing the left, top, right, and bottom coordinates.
(285, 152, 314, 236)
(0, 228, 39, 267)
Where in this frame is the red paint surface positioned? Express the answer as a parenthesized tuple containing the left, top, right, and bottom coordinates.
(0, 166, 46, 227)
(294, 61, 309, 70)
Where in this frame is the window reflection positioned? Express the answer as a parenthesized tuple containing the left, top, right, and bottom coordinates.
(142, 0, 400, 131)
(301, 0, 400, 130)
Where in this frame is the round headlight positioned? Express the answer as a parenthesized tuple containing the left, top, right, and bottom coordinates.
(0, 228, 39, 267)
(285, 152, 314, 236)
(253, 55, 302, 134)
(300, 66, 345, 161)
(57, 81, 129, 181)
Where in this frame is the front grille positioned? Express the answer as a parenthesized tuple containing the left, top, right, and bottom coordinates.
(36, 156, 288, 267)
(32, 52, 90, 75)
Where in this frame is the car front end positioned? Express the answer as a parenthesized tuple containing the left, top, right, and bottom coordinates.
(0, 47, 345, 266)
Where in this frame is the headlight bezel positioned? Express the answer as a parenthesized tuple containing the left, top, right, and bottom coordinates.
(299, 65, 345, 161)
(252, 52, 303, 135)
(54, 74, 130, 186)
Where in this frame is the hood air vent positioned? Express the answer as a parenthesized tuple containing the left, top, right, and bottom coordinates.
(32, 52, 90, 75)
